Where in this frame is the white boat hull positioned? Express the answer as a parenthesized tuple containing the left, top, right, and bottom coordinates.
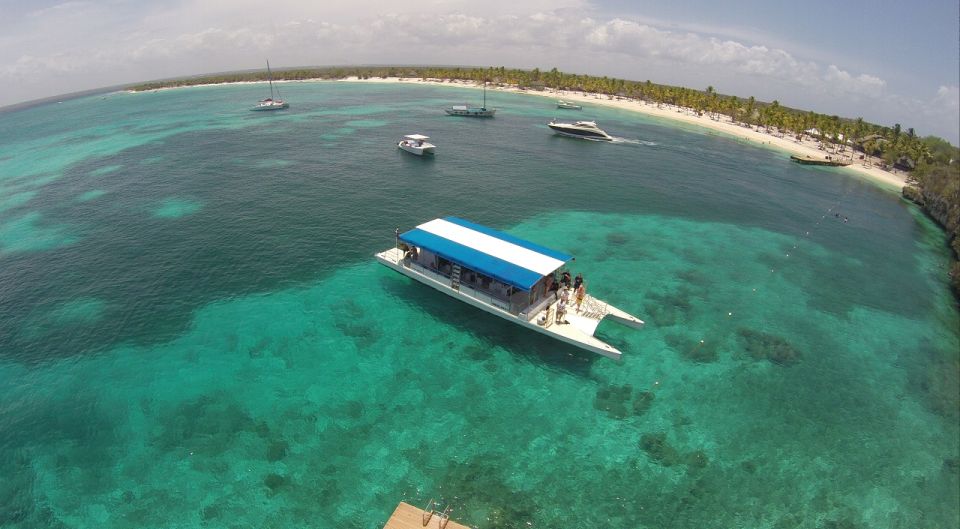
(548, 125, 612, 141)
(250, 101, 289, 111)
(398, 142, 436, 155)
(376, 248, 643, 359)
(444, 107, 496, 117)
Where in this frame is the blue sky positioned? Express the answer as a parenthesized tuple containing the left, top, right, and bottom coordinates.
(1, 0, 957, 142)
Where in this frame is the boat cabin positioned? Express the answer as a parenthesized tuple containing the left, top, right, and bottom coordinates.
(397, 217, 572, 318)
(402, 134, 430, 147)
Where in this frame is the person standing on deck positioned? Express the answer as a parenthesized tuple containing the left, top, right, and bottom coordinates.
(575, 282, 586, 312)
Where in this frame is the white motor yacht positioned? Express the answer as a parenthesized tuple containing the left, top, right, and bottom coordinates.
(556, 100, 583, 110)
(548, 120, 613, 141)
(398, 134, 436, 156)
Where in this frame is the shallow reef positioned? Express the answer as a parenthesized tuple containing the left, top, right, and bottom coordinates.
(737, 328, 802, 365)
(594, 383, 657, 419)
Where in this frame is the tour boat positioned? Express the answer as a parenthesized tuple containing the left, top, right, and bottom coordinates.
(250, 60, 289, 111)
(556, 100, 582, 110)
(375, 217, 644, 359)
(444, 82, 496, 117)
(397, 134, 436, 156)
(548, 120, 613, 141)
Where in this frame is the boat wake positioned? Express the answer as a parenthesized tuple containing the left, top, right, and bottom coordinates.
(610, 137, 657, 146)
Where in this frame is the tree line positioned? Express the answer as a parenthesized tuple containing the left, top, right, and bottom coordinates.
(128, 65, 959, 298)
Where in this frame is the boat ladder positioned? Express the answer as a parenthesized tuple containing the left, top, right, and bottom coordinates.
(450, 264, 461, 291)
(580, 295, 609, 320)
(421, 499, 452, 528)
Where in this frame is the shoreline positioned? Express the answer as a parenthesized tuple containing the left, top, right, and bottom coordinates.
(127, 76, 907, 191)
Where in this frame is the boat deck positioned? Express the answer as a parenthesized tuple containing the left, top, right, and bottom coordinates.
(790, 154, 851, 166)
(382, 502, 472, 529)
(376, 247, 643, 359)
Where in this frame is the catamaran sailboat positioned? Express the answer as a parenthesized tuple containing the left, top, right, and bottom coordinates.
(250, 60, 289, 111)
(375, 217, 644, 359)
(444, 82, 496, 117)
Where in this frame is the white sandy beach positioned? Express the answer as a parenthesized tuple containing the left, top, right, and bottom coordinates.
(338, 76, 908, 191)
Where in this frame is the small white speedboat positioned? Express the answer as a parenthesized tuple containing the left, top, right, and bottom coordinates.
(398, 134, 436, 155)
(556, 100, 582, 110)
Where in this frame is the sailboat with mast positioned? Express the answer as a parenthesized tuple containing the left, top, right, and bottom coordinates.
(444, 80, 496, 117)
(250, 60, 289, 111)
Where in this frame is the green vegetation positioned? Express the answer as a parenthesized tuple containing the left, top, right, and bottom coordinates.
(902, 137, 960, 297)
(129, 65, 960, 299)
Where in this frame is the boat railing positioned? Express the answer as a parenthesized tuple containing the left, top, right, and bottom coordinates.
(580, 295, 609, 320)
(520, 295, 555, 321)
(407, 260, 449, 286)
(406, 261, 514, 313)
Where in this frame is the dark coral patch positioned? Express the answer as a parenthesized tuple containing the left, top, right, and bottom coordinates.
(594, 384, 634, 419)
(684, 450, 709, 469)
(666, 333, 718, 363)
(266, 440, 288, 462)
(595, 384, 658, 419)
(640, 432, 710, 471)
(738, 328, 801, 365)
(639, 432, 680, 467)
(264, 473, 286, 492)
(632, 391, 655, 416)
(606, 232, 630, 246)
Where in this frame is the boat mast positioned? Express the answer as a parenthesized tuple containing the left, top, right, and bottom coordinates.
(482, 80, 486, 109)
(267, 60, 276, 100)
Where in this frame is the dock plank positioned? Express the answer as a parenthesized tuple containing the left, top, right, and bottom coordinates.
(383, 502, 473, 529)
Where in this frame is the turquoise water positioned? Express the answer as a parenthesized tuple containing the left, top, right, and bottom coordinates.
(0, 82, 957, 528)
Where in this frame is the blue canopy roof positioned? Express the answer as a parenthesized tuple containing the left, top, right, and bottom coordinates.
(399, 217, 573, 291)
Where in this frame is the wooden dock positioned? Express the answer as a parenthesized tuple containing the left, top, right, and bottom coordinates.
(790, 154, 851, 166)
(382, 502, 473, 529)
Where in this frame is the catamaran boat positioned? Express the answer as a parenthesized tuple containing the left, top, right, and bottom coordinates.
(250, 60, 288, 111)
(397, 134, 436, 156)
(375, 217, 644, 359)
(556, 100, 583, 110)
(548, 120, 613, 141)
(444, 82, 496, 117)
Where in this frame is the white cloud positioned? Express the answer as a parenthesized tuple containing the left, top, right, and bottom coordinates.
(822, 64, 885, 98)
(1, 2, 956, 141)
(934, 85, 960, 112)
